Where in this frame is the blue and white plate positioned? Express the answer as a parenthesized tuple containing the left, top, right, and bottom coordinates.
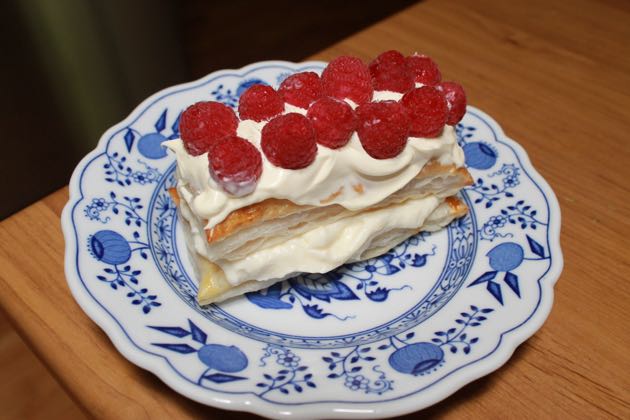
(62, 61, 562, 418)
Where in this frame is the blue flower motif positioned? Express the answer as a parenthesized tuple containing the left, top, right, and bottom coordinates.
(488, 215, 506, 228)
(92, 198, 109, 209)
(348, 257, 398, 276)
(365, 287, 390, 302)
(197, 344, 248, 372)
(481, 223, 497, 239)
(276, 350, 300, 368)
(133, 171, 149, 184)
(84, 204, 101, 221)
(84, 198, 112, 221)
(388, 342, 445, 375)
(137, 133, 167, 159)
(344, 375, 369, 391)
(88, 230, 131, 265)
(487, 242, 524, 272)
(463, 141, 498, 169)
(497, 163, 518, 177)
(503, 176, 520, 189)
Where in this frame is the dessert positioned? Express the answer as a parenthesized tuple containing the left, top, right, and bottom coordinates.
(165, 51, 473, 305)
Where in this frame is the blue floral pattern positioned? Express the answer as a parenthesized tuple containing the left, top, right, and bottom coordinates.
(148, 168, 478, 348)
(324, 346, 394, 394)
(385, 305, 492, 375)
(468, 236, 549, 304)
(479, 200, 548, 241)
(323, 304, 492, 393)
(245, 241, 436, 320)
(256, 345, 316, 396)
(466, 164, 521, 208)
(149, 319, 249, 385)
(88, 229, 160, 313)
(64, 61, 561, 418)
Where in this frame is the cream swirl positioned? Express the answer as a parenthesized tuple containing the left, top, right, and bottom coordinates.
(165, 93, 464, 230)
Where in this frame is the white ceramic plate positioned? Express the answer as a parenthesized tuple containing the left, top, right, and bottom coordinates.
(62, 61, 562, 418)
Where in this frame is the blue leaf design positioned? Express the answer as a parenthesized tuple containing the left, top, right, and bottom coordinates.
(302, 304, 330, 319)
(469, 271, 498, 286)
(411, 253, 428, 267)
(245, 288, 293, 309)
(172, 112, 181, 135)
(188, 319, 207, 344)
(266, 282, 283, 297)
(486, 281, 503, 304)
(124, 129, 135, 152)
(381, 254, 394, 263)
(382, 263, 400, 275)
(526, 235, 545, 258)
(326, 271, 344, 282)
(503, 272, 520, 297)
(290, 277, 358, 302)
(155, 109, 167, 132)
(203, 373, 247, 383)
(152, 343, 197, 354)
(148, 326, 190, 338)
(365, 287, 390, 302)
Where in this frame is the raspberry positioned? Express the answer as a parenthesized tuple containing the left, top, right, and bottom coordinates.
(306, 97, 357, 149)
(261, 113, 317, 169)
(238, 84, 284, 122)
(356, 101, 410, 159)
(279, 71, 323, 109)
(406, 54, 442, 86)
(437, 81, 467, 125)
(368, 50, 414, 93)
(180, 101, 238, 156)
(321, 56, 373, 105)
(401, 86, 448, 138)
(208, 136, 262, 196)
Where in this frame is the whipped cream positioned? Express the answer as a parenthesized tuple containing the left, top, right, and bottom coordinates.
(216, 194, 441, 285)
(165, 91, 464, 230)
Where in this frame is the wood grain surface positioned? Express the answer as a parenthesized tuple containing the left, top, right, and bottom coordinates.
(1, 0, 629, 418)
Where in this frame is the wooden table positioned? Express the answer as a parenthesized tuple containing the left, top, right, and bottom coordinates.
(1, 0, 629, 418)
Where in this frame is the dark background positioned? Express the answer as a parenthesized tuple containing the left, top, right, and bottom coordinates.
(1, 0, 417, 220)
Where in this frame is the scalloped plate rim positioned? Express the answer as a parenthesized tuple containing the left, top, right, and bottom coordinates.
(61, 60, 563, 419)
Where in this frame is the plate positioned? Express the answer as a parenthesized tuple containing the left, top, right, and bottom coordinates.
(62, 61, 562, 418)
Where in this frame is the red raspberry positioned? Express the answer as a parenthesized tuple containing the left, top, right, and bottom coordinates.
(261, 113, 317, 169)
(306, 97, 357, 149)
(401, 86, 448, 138)
(208, 136, 262, 196)
(279, 72, 323, 109)
(238, 84, 284, 122)
(437, 81, 467, 125)
(356, 101, 410, 159)
(406, 54, 442, 86)
(321, 56, 373, 105)
(368, 50, 414, 93)
(180, 101, 238, 156)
